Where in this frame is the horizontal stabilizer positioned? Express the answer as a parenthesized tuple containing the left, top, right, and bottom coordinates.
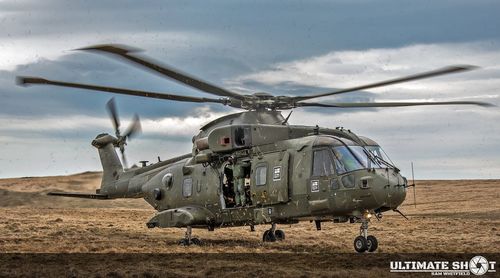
(47, 192, 109, 199)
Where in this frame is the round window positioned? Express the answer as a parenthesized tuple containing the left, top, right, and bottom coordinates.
(161, 173, 173, 189)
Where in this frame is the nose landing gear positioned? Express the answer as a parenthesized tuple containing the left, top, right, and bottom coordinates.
(354, 218, 378, 253)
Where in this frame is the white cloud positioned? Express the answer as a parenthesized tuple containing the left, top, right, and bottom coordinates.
(0, 116, 109, 132)
(140, 107, 231, 137)
(0, 106, 229, 136)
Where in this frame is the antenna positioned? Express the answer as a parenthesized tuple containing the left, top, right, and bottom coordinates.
(411, 162, 416, 208)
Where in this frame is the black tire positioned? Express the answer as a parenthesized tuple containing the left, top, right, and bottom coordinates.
(354, 236, 368, 253)
(178, 239, 189, 246)
(274, 230, 285, 241)
(263, 230, 276, 242)
(262, 230, 269, 242)
(191, 238, 202, 246)
(366, 235, 378, 252)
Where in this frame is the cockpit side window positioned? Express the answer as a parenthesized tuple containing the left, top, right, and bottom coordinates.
(331, 146, 364, 174)
(312, 149, 335, 177)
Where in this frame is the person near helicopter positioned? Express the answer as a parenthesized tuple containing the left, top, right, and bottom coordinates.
(232, 157, 250, 207)
(223, 156, 235, 207)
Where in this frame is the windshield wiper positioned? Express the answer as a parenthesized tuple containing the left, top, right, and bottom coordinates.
(364, 149, 399, 172)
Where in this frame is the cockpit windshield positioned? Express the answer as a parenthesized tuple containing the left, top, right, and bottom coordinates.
(366, 145, 394, 165)
(331, 145, 386, 174)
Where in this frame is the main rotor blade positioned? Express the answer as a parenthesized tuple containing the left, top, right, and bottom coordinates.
(17, 76, 227, 104)
(297, 100, 494, 108)
(106, 98, 121, 137)
(293, 65, 478, 102)
(77, 44, 247, 101)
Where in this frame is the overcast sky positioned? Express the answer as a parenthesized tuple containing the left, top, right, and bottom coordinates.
(0, 0, 499, 179)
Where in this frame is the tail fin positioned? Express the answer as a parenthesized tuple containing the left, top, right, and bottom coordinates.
(91, 133, 124, 195)
(47, 133, 138, 200)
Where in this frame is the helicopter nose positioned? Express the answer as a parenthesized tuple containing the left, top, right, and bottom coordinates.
(387, 172, 407, 209)
(370, 169, 407, 210)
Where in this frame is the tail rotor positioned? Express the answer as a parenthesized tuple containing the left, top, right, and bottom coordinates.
(106, 98, 142, 168)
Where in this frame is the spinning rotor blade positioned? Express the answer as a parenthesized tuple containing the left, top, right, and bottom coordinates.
(293, 65, 478, 102)
(123, 114, 142, 140)
(106, 98, 121, 137)
(120, 146, 128, 169)
(104, 98, 141, 169)
(77, 44, 247, 101)
(297, 100, 494, 108)
(17, 76, 227, 104)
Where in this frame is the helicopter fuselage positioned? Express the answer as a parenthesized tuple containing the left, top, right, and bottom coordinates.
(144, 135, 406, 229)
(98, 118, 407, 230)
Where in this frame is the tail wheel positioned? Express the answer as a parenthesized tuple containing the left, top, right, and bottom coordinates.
(366, 235, 378, 252)
(354, 236, 368, 253)
(191, 238, 202, 246)
(178, 238, 202, 246)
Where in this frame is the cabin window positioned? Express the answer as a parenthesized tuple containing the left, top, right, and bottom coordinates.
(255, 165, 267, 186)
(342, 174, 355, 188)
(234, 127, 251, 147)
(312, 149, 335, 177)
(183, 178, 193, 197)
(161, 173, 173, 189)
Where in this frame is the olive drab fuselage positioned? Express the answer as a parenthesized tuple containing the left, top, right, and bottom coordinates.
(96, 111, 408, 230)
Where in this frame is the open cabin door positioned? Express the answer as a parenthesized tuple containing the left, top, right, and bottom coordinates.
(251, 151, 290, 205)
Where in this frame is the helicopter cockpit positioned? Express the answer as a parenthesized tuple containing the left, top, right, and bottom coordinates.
(334, 145, 397, 172)
(314, 136, 396, 174)
(313, 136, 406, 212)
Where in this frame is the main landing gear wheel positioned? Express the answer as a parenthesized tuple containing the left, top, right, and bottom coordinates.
(263, 223, 285, 242)
(274, 229, 285, 241)
(366, 235, 378, 252)
(263, 229, 276, 242)
(354, 236, 368, 253)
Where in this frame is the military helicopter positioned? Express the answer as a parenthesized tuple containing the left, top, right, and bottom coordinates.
(17, 45, 493, 252)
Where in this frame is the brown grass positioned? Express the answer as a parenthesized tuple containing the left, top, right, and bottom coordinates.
(0, 173, 499, 276)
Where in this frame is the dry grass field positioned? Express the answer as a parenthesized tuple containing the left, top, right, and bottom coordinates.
(0, 172, 499, 277)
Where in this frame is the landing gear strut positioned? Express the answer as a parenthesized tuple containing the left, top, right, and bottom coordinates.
(353, 218, 378, 253)
(178, 226, 202, 246)
(262, 223, 285, 242)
